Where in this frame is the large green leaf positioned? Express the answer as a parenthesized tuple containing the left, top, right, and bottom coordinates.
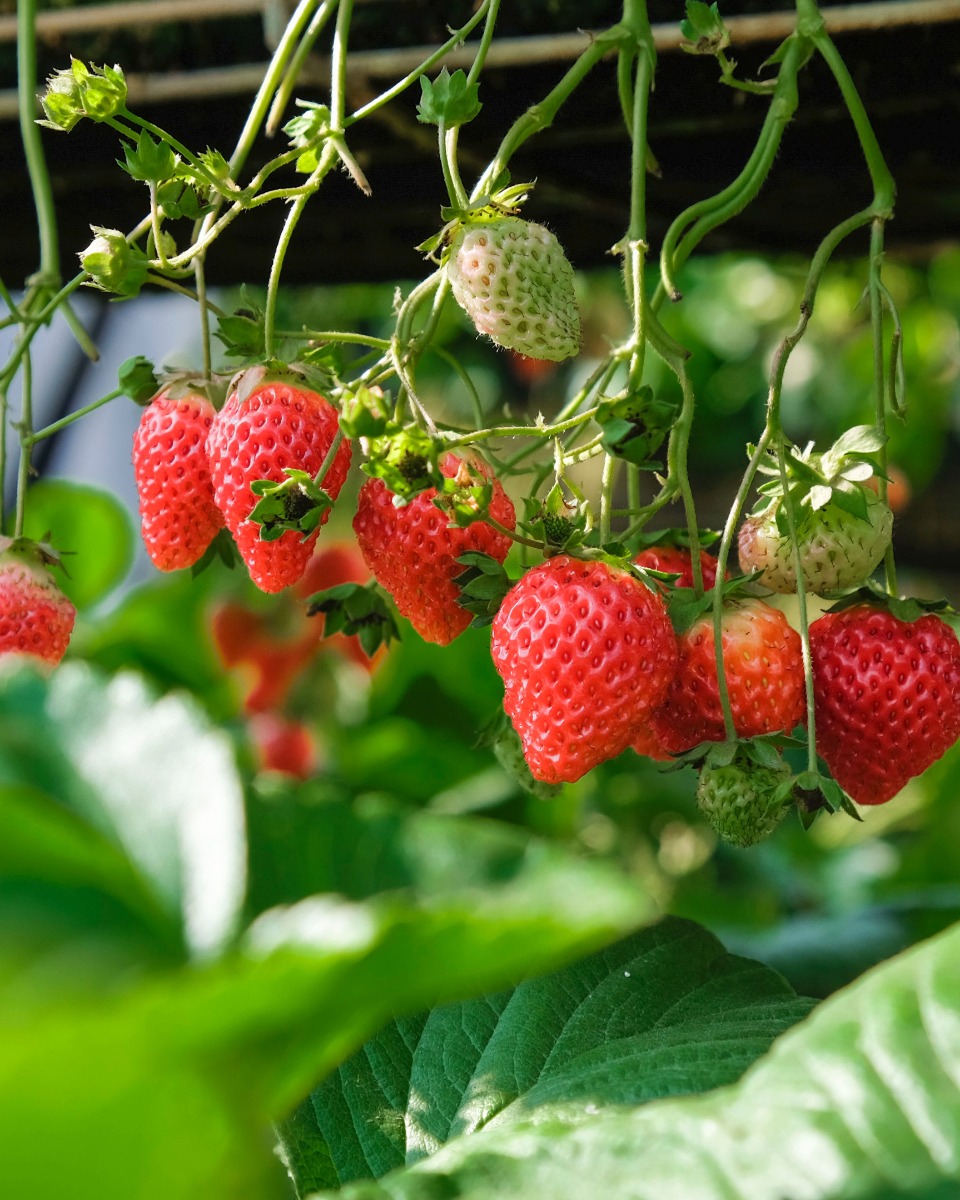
(0, 865, 648, 1200)
(22, 480, 133, 609)
(324, 919, 960, 1200)
(277, 917, 814, 1194)
(0, 663, 246, 956)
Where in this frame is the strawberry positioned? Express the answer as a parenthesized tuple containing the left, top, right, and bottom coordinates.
(738, 489, 892, 595)
(630, 722, 672, 762)
(652, 599, 805, 754)
(490, 555, 678, 784)
(206, 379, 352, 592)
(446, 217, 580, 362)
(353, 452, 515, 646)
(296, 542, 379, 669)
(635, 545, 722, 592)
(0, 537, 76, 665)
(209, 601, 314, 714)
(696, 753, 793, 847)
(132, 389, 223, 571)
(809, 603, 960, 805)
(248, 712, 318, 780)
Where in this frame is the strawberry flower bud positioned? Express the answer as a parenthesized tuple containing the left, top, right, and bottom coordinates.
(80, 227, 149, 297)
(40, 59, 127, 130)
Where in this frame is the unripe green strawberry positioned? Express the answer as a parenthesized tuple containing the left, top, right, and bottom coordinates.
(133, 389, 223, 571)
(206, 379, 351, 593)
(491, 556, 678, 784)
(696, 756, 793, 847)
(447, 217, 580, 362)
(489, 712, 562, 801)
(0, 537, 76, 665)
(739, 489, 892, 595)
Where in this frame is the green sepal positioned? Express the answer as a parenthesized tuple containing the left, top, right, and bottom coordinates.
(247, 469, 334, 542)
(632, 527, 720, 554)
(214, 306, 267, 360)
(416, 68, 482, 128)
(118, 355, 160, 405)
(662, 573, 758, 638)
(435, 475, 495, 529)
(79, 227, 149, 298)
(118, 130, 177, 185)
(680, 1, 730, 53)
(453, 552, 514, 627)
(819, 583, 956, 623)
(523, 484, 587, 552)
(361, 427, 443, 503)
(190, 528, 240, 578)
(39, 59, 127, 129)
(156, 177, 206, 221)
(339, 385, 392, 441)
(284, 101, 332, 174)
(793, 769, 857, 829)
(480, 709, 562, 801)
(595, 387, 678, 468)
(305, 580, 400, 658)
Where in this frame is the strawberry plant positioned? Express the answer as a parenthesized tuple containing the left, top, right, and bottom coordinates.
(4, 0, 960, 1197)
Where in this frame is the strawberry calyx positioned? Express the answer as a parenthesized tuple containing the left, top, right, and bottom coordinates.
(228, 360, 334, 406)
(248, 470, 335, 542)
(305, 580, 400, 658)
(0, 534, 70, 577)
(662, 572, 760, 638)
(595, 385, 679, 469)
(523, 483, 590, 553)
(819, 582, 956, 622)
(453, 552, 514, 627)
(750, 424, 888, 533)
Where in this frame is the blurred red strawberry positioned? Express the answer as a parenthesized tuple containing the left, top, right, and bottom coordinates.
(248, 712, 319, 780)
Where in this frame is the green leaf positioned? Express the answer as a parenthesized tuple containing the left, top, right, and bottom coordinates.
(319, 919, 960, 1200)
(22, 480, 133, 610)
(0, 663, 246, 956)
(279, 917, 813, 1193)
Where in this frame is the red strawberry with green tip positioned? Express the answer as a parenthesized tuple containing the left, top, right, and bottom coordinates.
(652, 598, 805, 755)
(635, 545, 723, 592)
(353, 452, 515, 646)
(132, 389, 224, 571)
(491, 555, 678, 783)
(0, 537, 76, 665)
(809, 602, 960, 805)
(206, 377, 351, 593)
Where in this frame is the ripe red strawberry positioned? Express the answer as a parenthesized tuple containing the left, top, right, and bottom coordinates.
(631, 722, 672, 762)
(248, 712, 318, 780)
(206, 379, 351, 592)
(0, 537, 76, 665)
(447, 217, 580, 361)
(738, 489, 892, 596)
(209, 600, 314, 714)
(353, 452, 515, 646)
(490, 556, 678, 783)
(635, 546, 722, 592)
(652, 599, 805, 754)
(809, 603, 960, 805)
(132, 389, 223, 570)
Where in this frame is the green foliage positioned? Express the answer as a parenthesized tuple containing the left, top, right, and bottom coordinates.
(279, 917, 814, 1193)
(21, 481, 133, 610)
(321, 919, 960, 1200)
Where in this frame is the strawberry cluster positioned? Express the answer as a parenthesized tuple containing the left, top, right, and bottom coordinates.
(133, 375, 352, 593)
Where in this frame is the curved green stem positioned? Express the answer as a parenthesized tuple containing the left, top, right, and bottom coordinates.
(24, 388, 123, 446)
(18, 0, 59, 280)
(438, 123, 470, 210)
(266, 0, 339, 137)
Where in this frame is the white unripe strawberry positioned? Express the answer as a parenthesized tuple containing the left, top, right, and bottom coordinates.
(446, 217, 580, 362)
(738, 488, 892, 595)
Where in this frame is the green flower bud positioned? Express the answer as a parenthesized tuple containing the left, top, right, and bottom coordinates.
(80, 227, 149, 298)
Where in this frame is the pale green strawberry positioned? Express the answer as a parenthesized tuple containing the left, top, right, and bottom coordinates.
(696, 756, 793, 848)
(489, 711, 562, 801)
(738, 488, 892, 595)
(446, 217, 580, 362)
